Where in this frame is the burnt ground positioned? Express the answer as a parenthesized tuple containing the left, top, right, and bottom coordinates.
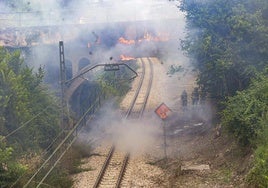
(152, 108, 253, 188)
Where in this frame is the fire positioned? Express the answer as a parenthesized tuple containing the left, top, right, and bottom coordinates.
(118, 32, 170, 45)
(120, 55, 136, 61)
(118, 37, 135, 45)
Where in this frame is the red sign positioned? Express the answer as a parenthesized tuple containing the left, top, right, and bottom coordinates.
(155, 103, 171, 120)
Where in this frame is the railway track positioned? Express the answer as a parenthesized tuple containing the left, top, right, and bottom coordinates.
(92, 57, 154, 188)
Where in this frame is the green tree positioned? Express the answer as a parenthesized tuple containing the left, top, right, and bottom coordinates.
(0, 47, 63, 185)
(180, 0, 268, 99)
(0, 47, 60, 151)
(179, 0, 268, 186)
(221, 73, 268, 146)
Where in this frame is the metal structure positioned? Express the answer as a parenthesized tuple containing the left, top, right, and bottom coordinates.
(59, 41, 68, 128)
(104, 63, 120, 71)
(65, 63, 138, 84)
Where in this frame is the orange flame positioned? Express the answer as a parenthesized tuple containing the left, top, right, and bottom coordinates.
(118, 32, 170, 45)
(118, 37, 135, 45)
(120, 55, 136, 61)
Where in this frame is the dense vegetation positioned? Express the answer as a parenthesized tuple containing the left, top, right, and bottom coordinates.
(180, 0, 268, 99)
(0, 47, 62, 187)
(180, 0, 268, 186)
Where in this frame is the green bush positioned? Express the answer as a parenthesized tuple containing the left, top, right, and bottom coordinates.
(247, 144, 268, 187)
(221, 74, 268, 146)
(0, 139, 27, 187)
(246, 112, 268, 187)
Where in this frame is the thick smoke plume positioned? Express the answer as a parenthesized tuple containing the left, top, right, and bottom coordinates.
(2, 1, 184, 89)
(1, 1, 183, 68)
(78, 101, 163, 156)
(1, 1, 214, 154)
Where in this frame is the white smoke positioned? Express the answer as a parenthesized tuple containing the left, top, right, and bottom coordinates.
(78, 101, 163, 156)
(1, 1, 180, 26)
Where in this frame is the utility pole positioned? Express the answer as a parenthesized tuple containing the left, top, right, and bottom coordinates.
(59, 41, 67, 129)
(162, 120, 167, 161)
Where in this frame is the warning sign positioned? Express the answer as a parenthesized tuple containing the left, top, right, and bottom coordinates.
(155, 103, 172, 120)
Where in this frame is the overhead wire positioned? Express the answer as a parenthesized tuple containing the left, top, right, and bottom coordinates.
(23, 97, 101, 188)
(41, 129, 65, 156)
(10, 128, 65, 188)
(37, 137, 77, 188)
(1, 105, 52, 142)
(37, 113, 94, 187)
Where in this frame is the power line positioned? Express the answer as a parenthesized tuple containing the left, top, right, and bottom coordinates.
(23, 97, 101, 188)
(10, 129, 65, 188)
(39, 113, 96, 187)
(41, 129, 65, 156)
(1, 105, 51, 142)
(37, 137, 76, 188)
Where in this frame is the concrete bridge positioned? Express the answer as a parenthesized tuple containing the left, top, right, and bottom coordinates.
(65, 46, 91, 77)
(64, 46, 96, 103)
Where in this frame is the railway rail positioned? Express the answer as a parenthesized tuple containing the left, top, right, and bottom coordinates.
(92, 57, 154, 188)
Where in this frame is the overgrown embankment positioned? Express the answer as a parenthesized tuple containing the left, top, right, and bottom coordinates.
(0, 47, 63, 187)
(179, 0, 268, 186)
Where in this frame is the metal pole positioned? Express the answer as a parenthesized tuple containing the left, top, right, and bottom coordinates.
(163, 120, 167, 161)
(59, 41, 67, 128)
